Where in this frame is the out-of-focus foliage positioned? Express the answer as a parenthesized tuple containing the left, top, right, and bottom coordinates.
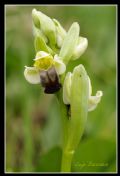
(6, 5, 116, 172)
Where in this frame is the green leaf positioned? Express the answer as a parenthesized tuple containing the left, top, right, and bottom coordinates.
(72, 138, 116, 172)
(59, 22, 79, 64)
(36, 147, 62, 172)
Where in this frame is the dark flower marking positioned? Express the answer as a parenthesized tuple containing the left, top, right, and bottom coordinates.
(40, 66, 61, 94)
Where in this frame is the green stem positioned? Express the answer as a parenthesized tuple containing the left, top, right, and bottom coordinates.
(56, 65, 89, 172)
(56, 89, 73, 172)
(56, 89, 68, 148)
(61, 150, 74, 172)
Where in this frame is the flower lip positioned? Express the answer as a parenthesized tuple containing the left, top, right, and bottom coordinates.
(40, 66, 62, 94)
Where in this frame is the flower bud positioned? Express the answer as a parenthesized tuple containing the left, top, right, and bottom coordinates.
(32, 9, 57, 47)
(32, 8, 40, 28)
(71, 37, 88, 60)
(63, 64, 103, 112)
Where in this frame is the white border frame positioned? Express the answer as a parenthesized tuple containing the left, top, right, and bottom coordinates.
(4, 4, 118, 174)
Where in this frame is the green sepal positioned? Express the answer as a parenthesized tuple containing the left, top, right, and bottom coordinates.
(65, 64, 89, 152)
(59, 22, 79, 65)
(34, 35, 54, 55)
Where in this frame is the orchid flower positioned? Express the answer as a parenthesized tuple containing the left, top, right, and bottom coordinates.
(24, 51, 66, 93)
(63, 66, 103, 111)
(24, 9, 103, 172)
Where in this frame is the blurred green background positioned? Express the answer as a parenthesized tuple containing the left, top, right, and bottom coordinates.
(6, 5, 117, 173)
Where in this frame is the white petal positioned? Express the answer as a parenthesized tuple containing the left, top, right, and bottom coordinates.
(24, 66, 40, 84)
(88, 91, 103, 111)
(53, 18, 66, 48)
(34, 51, 50, 60)
(72, 37, 88, 60)
(54, 55, 66, 75)
(63, 72, 72, 104)
(56, 35, 63, 48)
(88, 76, 92, 96)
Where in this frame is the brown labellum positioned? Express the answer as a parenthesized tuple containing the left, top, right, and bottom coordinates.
(40, 67, 61, 94)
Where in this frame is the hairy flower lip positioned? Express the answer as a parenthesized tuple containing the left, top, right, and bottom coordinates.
(40, 66, 62, 94)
